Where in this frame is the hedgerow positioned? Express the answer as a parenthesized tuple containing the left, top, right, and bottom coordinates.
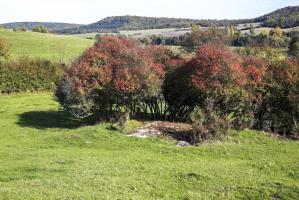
(0, 57, 64, 93)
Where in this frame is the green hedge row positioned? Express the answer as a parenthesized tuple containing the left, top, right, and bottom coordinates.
(0, 57, 64, 94)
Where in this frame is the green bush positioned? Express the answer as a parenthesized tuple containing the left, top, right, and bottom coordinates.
(0, 37, 9, 59)
(288, 33, 299, 58)
(255, 59, 299, 137)
(190, 99, 231, 144)
(0, 57, 63, 93)
(19, 27, 27, 32)
(118, 111, 130, 131)
(32, 25, 48, 33)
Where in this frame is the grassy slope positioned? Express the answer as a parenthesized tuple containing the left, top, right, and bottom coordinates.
(0, 93, 298, 199)
(0, 29, 93, 63)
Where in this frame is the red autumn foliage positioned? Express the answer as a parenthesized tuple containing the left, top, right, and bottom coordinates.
(241, 56, 266, 87)
(65, 36, 170, 95)
(266, 58, 299, 86)
(188, 43, 246, 94)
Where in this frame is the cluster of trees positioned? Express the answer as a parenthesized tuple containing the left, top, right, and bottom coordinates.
(146, 26, 299, 54)
(180, 27, 230, 50)
(56, 36, 298, 141)
(145, 26, 297, 51)
(139, 35, 184, 46)
(13, 27, 27, 32)
(232, 26, 292, 48)
(32, 25, 48, 33)
(166, 44, 298, 137)
(11, 25, 48, 33)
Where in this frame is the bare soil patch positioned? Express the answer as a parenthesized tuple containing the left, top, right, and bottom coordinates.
(128, 121, 194, 144)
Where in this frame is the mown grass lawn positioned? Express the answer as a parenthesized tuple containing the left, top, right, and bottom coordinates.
(0, 93, 298, 199)
(0, 29, 93, 63)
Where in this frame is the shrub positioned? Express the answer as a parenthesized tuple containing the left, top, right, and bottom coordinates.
(32, 25, 48, 33)
(118, 111, 130, 131)
(12, 27, 27, 32)
(20, 27, 27, 32)
(255, 58, 299, 136)
(0, 57, 63, 93)
(164, 43, 246, 120)
(164, 43, 269, 131)
(55, 36, 180, 121)
(0, 37, 9, 59)
(190, 99, 231, 144)
(230, 56, 266, 130)
(269, 27, 284, 38)
(288, 33, 299, 58)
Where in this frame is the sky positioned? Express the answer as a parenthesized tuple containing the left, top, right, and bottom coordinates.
(0, 0, 298, 24)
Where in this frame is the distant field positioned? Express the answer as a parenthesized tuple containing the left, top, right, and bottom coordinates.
(241, 26, 299, 34)
(0, 29, 93, 63)
(74, 25, 299, 40)
(74, 28, 191, 39)
(236, 22, 261, 30)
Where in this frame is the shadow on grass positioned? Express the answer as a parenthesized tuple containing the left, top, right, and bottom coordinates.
(159, 127, 194, 144)
(18, 111, 83, 129)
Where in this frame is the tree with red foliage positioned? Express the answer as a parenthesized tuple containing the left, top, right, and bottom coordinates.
(256, 58, 299, 136)
(189, 43, 246, 95)
(56, 36, 180, 120)
(164, 44, 247, 120)
(163, 43, 267, 128)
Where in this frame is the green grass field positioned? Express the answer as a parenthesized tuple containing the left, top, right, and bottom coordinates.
(0, 29, 93, 63)
(0, 93, 298, 199)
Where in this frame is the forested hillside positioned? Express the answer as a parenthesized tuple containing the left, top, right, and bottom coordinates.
(255, 6, 299, 28)
(1, 22, 82, 32)
(56, 16, 235, 34)
(56, 6, 299, 34)
(2, 6, 298, 34)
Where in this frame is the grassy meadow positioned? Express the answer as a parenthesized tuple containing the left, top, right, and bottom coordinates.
(0, 29, 93, 63)
(0, 93, 298, 199)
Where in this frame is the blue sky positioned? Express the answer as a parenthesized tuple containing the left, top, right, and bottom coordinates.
(0, 0, 298, 24)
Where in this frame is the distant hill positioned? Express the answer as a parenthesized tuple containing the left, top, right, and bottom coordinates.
(2, 5, 298, 34)
(56, 16, 213, 34)
(254, 6, 299, 28)
(56, 5, 299, 34)
(56, 16, 253, 34)
(0, 22, 82, 32)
